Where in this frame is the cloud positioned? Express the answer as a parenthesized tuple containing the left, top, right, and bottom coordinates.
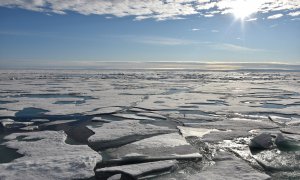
(191, 28, 201, 31)
(204, 14, 214, 17)
(210, 43, 264, 52)
(267, 14, 284, 20)
(288, 11, 300, 17)
(291, 17, 300, 21)
(130, 36, 198, 46)
(0, 0, 299, 21)
(245, 18, 257, 22)
(270, 24, 278, 28)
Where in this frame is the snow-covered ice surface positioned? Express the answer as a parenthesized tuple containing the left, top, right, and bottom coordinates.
(0, 131, 101, 180)
(0, 69, 300, 179)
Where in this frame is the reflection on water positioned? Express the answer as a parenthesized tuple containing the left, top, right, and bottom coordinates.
(15, 107, 48, 118)
(0, 134, 23, 164)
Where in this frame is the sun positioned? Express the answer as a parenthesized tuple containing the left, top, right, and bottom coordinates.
(231, 0, 260, 20)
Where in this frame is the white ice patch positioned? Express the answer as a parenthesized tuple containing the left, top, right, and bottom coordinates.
(87, 120, 177, 150)
(132, 133, 190, 148)
(0, 131, 101, 180)
(106, 133, 202, 160)
(178, 126, 219, 138)
(88, 120, 175, 143)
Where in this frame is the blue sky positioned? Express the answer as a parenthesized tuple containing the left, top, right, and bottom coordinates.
(0, 0, 300, 68)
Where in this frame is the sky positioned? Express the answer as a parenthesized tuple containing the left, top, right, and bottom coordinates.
(0, 0, 300, 68)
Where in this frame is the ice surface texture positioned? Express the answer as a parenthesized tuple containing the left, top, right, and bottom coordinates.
(0, 70, 299, 179)
(0, 131, 101, 180)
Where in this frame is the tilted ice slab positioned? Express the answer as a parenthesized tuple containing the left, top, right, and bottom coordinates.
(137, 112, 167, 120)
(87, 120, 177, 150)
(0, 131, 101, 180)
(96, 160, 177, 179)
(112, 113, 156, 121)
(178, 126, 219, 138)
(0, 118, 33, 129)
(106, 133, 202, 161)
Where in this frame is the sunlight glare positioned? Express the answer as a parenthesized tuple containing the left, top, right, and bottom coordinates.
(231, 0, 260, 20)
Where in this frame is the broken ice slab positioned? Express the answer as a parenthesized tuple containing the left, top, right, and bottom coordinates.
(112, 113, 156, 121)
(178, 126, 219, 138)
(96, 160, 177, 179)
(87, 120, 177, 150)
(0, 119, 33, 130)
(105, 133, 202, 162)
(137, 112, 167, 120)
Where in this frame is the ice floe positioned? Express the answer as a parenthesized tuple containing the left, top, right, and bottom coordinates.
(0, 131, 101, 179)
(87, 120, 177, 150)
(106, 133, 202, 161)
(96, 160, 177, 179)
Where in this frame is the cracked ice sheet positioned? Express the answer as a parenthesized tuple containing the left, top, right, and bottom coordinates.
(1, 70, 300, 116)
(134, 75, 300, 115)
(135, 92, 226, 111)
(0, 131, 101, 180)
(0, 92, 142, 116)
(106, 133, 202, 161)
(87, 120, 177, 150)
(96, 160, 177, 179)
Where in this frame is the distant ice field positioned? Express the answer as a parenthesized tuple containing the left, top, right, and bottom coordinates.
(0, 69, 299, 179)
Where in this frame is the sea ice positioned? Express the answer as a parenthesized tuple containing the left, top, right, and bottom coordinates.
(87, 120, 177, 150)
(189, 151, 270, 180)
(106, 133, 202, 161)
(96, 160, 177, 179)
(0, 131, 101, 180)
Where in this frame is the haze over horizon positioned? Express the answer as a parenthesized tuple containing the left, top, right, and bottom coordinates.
(0, 0, 300, 68)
